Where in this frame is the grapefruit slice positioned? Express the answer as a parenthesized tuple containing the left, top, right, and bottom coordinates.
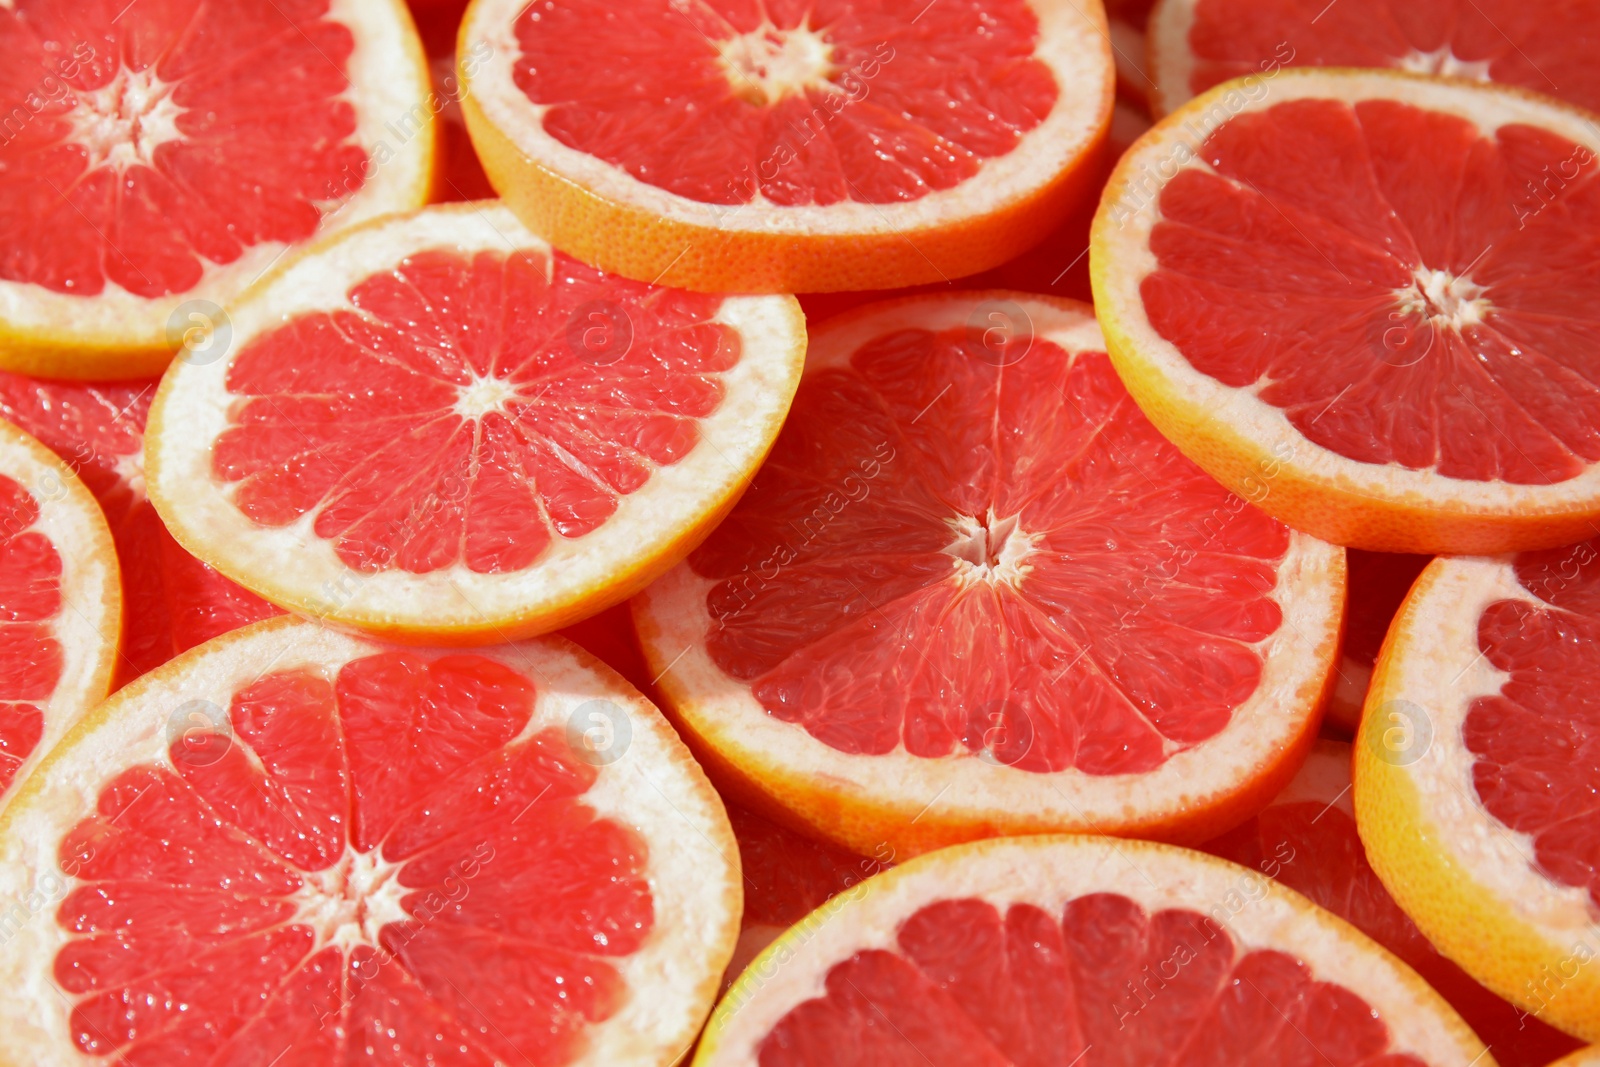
(1326, 550, 1431, 736)
(632, 292, 1345, 858)
(1148, 0, 1600, 118)
(695, 834, 1489, 1065)
(1356, 542, 1600, 1042)
(0, 613, 740, 1065)
(0, 0, 435, 380)
(0, 418, 118, 805)
(458, 0, 1115, 293)
(146, 201, 805, 644)
(1208, 739, 1584, 1067)
(0, 373, 281, 688)
(1093, 69, 1600, 554)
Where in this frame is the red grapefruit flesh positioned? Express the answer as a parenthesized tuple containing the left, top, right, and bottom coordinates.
(0, 418, 118, 804)
(460, 0, 1114, 291)
(695, 835, 1489, 1065)
(146, 202, 805, 643)
(1208, 740, 1583, 1066)
(1149, 0, 1600, 117)
(0, 0, 433, 378)
(0, 615, 740, 1065)
(634, 292, 1344, 857)
(1094, 69, 1600, 553)
(0, 373, 280, 688)
(1325, 550, 1430, 735)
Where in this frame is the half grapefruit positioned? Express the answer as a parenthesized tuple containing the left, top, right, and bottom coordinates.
(1149, 0, 1600, 117)
(1356, 542, 1600, 1041)
(0, 373, 281, 688)
(146, 202, 806, 644)
(1208, 740, 1583, 1067)
(1094, 69, 1600, 554)
(0, 614, 740, 1065)
(632, 291, 1344, 858)
(695, 835, 1490, 1065)
(0, 418, 118, 805)
(458, 0, 1115, 292)
(0, 0, 435, 379)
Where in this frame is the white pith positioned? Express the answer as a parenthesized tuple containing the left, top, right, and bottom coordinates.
(1149, 0, 1495, 116)
(144, 204, 805, 637)
(945, 508, 1040, 589)
(0, 0, 432, 355)
(699, 837, 1486, 1065)
(0, 422, 118, 813)
(66, 67, 186, 172)
(452, 372, 519, 420)
(1096, 69, 1600, 514)
(717, 22, 836, 106)
(290, 847, 409, 954)
(1369, 557, 1600, 938)
(634, 294, 1344, 847)
(0, 616, 740, 1067)
(461, 0, 1113, 233)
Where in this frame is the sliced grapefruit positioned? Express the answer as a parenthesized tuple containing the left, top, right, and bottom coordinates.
(1208, 739, 1584, 1066)
(0, 373, 281, 688)
(725, 802, 889, 987)
(1093, 69, 1600, 554)
(0, 613, 739, 1065)
(0, 0, 435, 380)
(0, 418, 118, 805)
(1149, 0, 1600, 117)
(458, 0, 1115, 293)
(632, 291, 1344, 858)
(146, 202, 805, 644)
(1326, 550, 1431, 736)
(695, 834, 1489, 1065)
(1356, 542, 1600, 1042)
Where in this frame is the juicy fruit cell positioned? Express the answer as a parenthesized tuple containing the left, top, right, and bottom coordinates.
(0, 472, 59, 790)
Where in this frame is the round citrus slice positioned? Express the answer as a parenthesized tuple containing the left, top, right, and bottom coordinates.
(1209, 739, 1584, 1067)
(1326, 550, 1431, 736)
(1093, 69, 1600, 554)
(146, 201, 805, 644)
(0, 373, 281, 688)
(0, 0, 435, 380)
(695, 834, 1488, 1065)
(0, 613, 739, 1065)
(1356, 541, 1600, 1042)
(1148, 0, 1600, 118)
(632, 291, 1344, 858)
(0, 418, 118, 806)
(458, 0, 1114, 293)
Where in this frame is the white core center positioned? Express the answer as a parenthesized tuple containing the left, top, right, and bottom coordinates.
(1395, 46, 1493, 82)
(718, 23, 836, 106)
(945, 509, 1039, 587)
(67, 66, 186, 171)
(1397, 267, 1490, 329)
(454, 374, 517, 419)
(289, 848, 410, 953)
